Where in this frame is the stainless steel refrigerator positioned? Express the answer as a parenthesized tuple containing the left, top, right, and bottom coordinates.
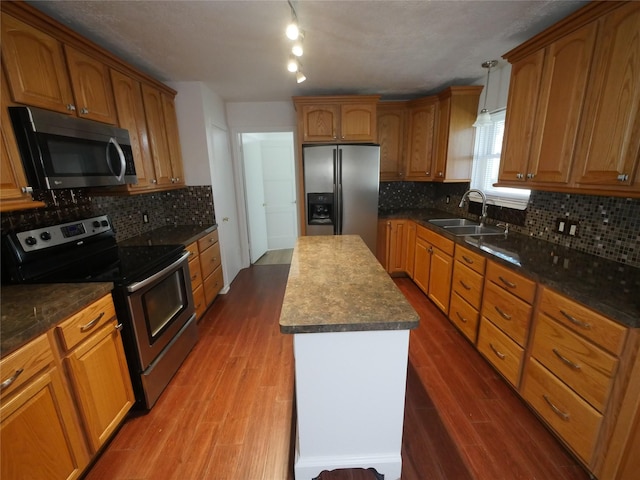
(303, 144, 380, 254)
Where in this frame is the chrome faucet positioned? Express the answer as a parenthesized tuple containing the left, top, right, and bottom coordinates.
(459, 189, 488, 227)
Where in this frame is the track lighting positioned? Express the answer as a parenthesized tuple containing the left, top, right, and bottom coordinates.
(292, 33, 304, 57)
(285, 1, 308, 82)
(287, 56, 299, 73)
(286, 21, 299, 40)
(296, 70, 306, 83)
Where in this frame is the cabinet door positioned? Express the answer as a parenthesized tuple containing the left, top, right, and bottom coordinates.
(64, 46, 117, 124)
(110, 69, 156, 190)
(161, 92, 185, 185)
(528, 23, 597, 184)
(377, 104, 406, 181)
(387, 220, 407, 274)
(433, 95, 452, 180)
(1, 13, 74, 114)
(572, 2, 640, 191)
(141, 84, 173, 186)
(405, 221, 417, 278)
(340, 103, 376, 142)
(413, 237, 431, 294)
(376, 219, 389, 268)
(65, 321, 134, 453)
(498, 50, 545, 183)
(428, 246, 453, 314)
(1, 367, 88, 480)
(1, 68, 45, 211)
(301, 104, 339, 142)
(405, 98, 437, 180)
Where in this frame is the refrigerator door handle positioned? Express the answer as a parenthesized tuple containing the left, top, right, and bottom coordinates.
(336, 148, 343, 235)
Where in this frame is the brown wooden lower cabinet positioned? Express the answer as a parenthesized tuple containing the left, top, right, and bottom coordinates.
(379, 217, 639, 479)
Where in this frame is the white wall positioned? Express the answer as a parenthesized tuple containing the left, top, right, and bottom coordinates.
(169, 81, 243, 290)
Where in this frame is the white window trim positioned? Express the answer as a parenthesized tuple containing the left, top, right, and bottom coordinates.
(470, 109, 530, 210)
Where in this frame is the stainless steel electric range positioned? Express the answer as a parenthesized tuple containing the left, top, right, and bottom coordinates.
(1, 215, 197, 409)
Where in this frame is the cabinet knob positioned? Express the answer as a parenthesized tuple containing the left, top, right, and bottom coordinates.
(516, 173, 524, 179)
(21, 186, 34, 194)
(617, 173, 629, 182)
(527, 173, 535, 179)
(80, 107, 89, 115)
(67, 104, 76, 111)
(425, 171, 430, 176)
(438, 171, 443, 177)
(152, 179, 157, 184)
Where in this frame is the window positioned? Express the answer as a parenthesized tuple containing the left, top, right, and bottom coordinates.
(470, 109, 530, 210)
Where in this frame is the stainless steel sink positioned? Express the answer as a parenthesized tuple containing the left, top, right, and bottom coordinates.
(428, 218, 479, 227)
(444, 225, 506, 236)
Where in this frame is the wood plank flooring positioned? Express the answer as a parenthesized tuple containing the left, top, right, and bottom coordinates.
(84, 265, 591, 480)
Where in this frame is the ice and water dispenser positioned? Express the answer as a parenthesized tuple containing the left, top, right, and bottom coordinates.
(307, 193, 334, 225)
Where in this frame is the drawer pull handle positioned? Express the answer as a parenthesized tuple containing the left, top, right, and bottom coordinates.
(543, 394, 570, 421)
(489, 343, 506, 360)
(462, 255, 474, 264)
(494, 306, 512, 320)
(81, 312, 105, 332)
(456, 311, 468, 323)
(560, 310, 591, 329)
(115, 323, 123, 331)
(0, 368, 24, 390)
(459, 280, 471, 291)
(498, 276, 516, 288)
(191, 274, 197, 280)
(552, 348, 581, 370)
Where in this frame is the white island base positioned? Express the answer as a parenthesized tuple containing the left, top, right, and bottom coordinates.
(293, 329, 410, 480)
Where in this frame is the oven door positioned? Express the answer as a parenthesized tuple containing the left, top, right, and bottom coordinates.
(124, 251, 195, 370)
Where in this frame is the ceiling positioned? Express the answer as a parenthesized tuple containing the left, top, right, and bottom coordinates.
(27, 0, 587, 102)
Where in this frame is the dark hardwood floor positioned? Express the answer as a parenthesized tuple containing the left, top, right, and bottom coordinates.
(84, 265, 591, 480)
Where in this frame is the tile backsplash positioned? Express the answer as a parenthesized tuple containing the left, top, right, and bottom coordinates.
(379, 182, 640, 268)
(1, 186, 215, 242)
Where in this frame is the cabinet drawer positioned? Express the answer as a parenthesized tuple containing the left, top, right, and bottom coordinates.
(481, 281, 532, 347)
(197, 229, 219, 253)
(454, 244, 486, 275)
(531, 314, 617, 412)
(56, 294, 117, 352)
(486, 261, 536, 304)
(0, 334, 53, 399)
(200, 241, 221, 278)
(193, 284, 206, 321)
(538, 287, 627, 356)
(185, 241, 199, 259)
(452, 260, 484, 309)
(416, 225, 454, 256)
(449, 292, 480, 344)
(188, 256, 203, 290)
(522, 358, 602, 463)
(203, 265, 224, 305)
(478, 318, 524, 387)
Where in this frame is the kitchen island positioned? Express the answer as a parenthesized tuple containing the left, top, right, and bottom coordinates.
(280, 235, 419, 480)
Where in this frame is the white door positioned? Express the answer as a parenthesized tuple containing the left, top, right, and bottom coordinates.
(210, 124, 242, 287)
(261, 136, 298, 250)
(241, 135, 268, 263)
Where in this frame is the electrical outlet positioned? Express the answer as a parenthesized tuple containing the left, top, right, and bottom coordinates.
(556, 218, 566, 233)
(446, 195, 450, 204)
(143, 212, 149, 224)
(568, 221, 578, 237)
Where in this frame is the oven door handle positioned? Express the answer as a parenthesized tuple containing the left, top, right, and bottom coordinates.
(126, 251, 190, 293)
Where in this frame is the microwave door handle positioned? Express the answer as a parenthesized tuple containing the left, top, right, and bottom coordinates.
(107, 137, 126, 182)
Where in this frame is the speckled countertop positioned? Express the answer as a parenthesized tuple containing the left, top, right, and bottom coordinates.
(279, 235, 420, 334)
(118, 224, 216, 247)
(1, 283, 114, 357)
(380, 208, 640, 328)
(1, 224, 216, 359)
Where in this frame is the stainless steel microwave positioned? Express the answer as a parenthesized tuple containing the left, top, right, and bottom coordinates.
(9, 106, 137, 190)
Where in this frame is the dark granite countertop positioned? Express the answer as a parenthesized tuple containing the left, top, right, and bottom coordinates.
(379, 208, 640, 328)
(118, 224, 217, 247)
(1, 282, 114, 357)
(279, 235, 420, 334)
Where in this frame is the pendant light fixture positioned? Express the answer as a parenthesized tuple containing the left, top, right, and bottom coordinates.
(473, 60, 498, 128)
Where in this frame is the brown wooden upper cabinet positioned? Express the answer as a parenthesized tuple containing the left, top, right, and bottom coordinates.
(377, 102, 407, 181)
(294, 96, 380, 143)
(433, 86, 483, 182)
(405, 96, 438, 181)
(1, 13, 117, 124)
(498, 1, 640, 197)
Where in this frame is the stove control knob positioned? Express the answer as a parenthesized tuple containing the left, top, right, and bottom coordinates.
(25, 236, 37, 246)
(40, 232, 52, 241)
(101, 220, 109, 227)
(93, 220, 101, 228)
